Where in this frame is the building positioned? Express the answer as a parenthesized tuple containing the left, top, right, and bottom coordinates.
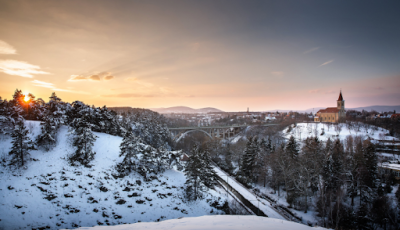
(314, 91, 346, 123)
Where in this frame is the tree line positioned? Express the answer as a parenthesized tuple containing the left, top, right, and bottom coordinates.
(213, 134, 399, 229)
(0, 89, 174, 172)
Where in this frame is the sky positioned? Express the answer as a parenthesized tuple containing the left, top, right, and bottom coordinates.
(0, 0, 399, 112)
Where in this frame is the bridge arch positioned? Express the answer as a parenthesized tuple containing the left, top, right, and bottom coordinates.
(174, 129, 213, 143)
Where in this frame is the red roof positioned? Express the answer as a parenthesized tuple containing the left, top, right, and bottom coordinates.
(317, 107, 339, 114)
(337, 91, 343, 101)
(391, 114, 400, 119)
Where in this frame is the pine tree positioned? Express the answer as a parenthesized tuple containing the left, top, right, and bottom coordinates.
(360, 140, 378, 205)
(184, 145, 217, 200)
(9, 119, 35, 167)
(184, 145, 204, 200)
(285, 135, 299, 159)
(153, 146, 170, 174)
(241, 136, 258, 179)
(201, 146, 217, 188)
(36, 115, 58, 151)
(69, 116, 98, 166)
(118, 128, 143, 174)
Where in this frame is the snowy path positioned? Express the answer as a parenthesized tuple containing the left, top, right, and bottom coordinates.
(213, 165, 286, 220)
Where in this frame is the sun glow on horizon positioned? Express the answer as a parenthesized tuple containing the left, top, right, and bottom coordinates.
(24, 94, 29, 102)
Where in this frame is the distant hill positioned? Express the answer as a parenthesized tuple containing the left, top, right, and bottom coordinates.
(150, 106, 224, 114)
(266, 105, 400, 114)
(347, 105, 400, 113)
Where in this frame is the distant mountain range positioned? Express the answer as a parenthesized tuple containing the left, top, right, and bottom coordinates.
(110, 105, 399, 114)
(267, 105, 400, 114)
(348, 105, 399, 113)
(149, 106, 224, 114)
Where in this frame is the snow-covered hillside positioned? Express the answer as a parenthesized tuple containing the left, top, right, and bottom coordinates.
(70, 215, 326, 230)
(0, 121, 225, 229)
(282, 122, 398, 142)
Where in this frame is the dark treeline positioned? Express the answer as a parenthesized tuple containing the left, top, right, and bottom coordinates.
(212, 134, 400, 229)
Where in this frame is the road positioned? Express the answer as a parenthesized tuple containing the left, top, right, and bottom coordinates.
(212, 165, 287, 220)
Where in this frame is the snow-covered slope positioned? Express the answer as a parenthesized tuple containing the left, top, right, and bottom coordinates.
(70, 215, 326, 230)
(282, 122, 397, 142)
(0, 121, 225, 229)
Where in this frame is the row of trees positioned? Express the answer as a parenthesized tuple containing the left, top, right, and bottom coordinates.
(0, 89, 172, 168)
(213, 134, 399, 229)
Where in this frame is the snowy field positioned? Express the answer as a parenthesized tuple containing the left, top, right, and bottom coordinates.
(0, 121, 225, 229)
(70, 215, 326, 230)
(282, 122, 398, 142)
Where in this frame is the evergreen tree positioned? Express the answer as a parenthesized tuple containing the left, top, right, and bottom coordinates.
(360, 140, 378, 205)
(184, 145, 217, 200)
(69, 114, 98, 166)
(118, 128, 143, 174)
(185, 145, 205, 200)
(201, 146, 218, 188)
(285, 135, 299, 159)
(37, 93, 65, 151)
(36, 115, 58, 151)
(240, 136, 258, 179)
(153, 146, 170, 174)
(9, 119, 35, 167)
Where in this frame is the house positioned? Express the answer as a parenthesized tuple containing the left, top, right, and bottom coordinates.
(314, 91, 346, 123)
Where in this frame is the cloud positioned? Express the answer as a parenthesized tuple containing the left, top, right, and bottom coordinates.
(271, 71, 284, 77)
(89, 75, 100, 81)
(69, 72, 114, 81)
(31, 80, 89, 94)
(32, 80, 54, 88)
(0, 59, 50, 78)
(104, 75, 114, 80)
(303, 47, 320, 54)
(319, 59, 334, 67)
(374, 86, 384, 90)
(0, 40, 17, 54)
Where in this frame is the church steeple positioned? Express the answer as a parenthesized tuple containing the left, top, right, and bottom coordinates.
(337, 90, 345, 110)
(337, 90, 343, 101)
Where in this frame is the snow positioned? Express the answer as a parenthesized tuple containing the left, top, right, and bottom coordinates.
(231, 135, 242, 144)
(70, 215, 325, 230)
(0, 121, 225, 229)
(282, 122, 398, 143)
(213, 166, 286, 220)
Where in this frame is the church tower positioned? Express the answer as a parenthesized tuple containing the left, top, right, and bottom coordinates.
(337, 90, 345, 110)
(337, 90, 346, 121)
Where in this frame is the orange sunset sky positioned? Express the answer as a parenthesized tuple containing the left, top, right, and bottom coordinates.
(0, 0, 399, 111)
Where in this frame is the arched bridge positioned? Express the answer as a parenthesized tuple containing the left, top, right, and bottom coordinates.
(168, 124, 278, 142)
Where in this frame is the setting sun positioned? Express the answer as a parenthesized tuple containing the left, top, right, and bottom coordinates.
(24, 94, 29, 102)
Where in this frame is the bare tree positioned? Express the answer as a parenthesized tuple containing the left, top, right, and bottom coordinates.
(334, 123, 343, 136)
